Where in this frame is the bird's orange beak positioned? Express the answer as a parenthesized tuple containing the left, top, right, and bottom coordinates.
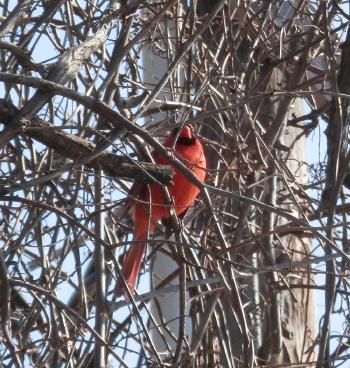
(179, 124, 194, 140)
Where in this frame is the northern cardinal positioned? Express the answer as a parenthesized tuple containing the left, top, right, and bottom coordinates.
(115, 124, 206, 295)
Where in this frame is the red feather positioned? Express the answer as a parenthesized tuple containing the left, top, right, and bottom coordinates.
(115, 124, 206, 296)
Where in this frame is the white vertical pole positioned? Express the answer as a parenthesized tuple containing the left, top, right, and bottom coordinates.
(142, 4, 191, 357)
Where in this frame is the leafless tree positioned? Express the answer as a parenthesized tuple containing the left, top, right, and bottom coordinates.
(0, 1, 350, 367)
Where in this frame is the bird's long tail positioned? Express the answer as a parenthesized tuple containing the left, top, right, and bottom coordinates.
(115, 207, 153, 296)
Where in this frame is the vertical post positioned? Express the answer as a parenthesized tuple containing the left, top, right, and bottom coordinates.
(142, 2, 191, 358)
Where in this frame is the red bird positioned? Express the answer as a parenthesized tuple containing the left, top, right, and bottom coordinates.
(115, 124, 206, 295)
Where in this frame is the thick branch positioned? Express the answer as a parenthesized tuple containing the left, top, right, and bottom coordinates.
(0, 99, 173, 185)
(9, 1, 132, 125)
